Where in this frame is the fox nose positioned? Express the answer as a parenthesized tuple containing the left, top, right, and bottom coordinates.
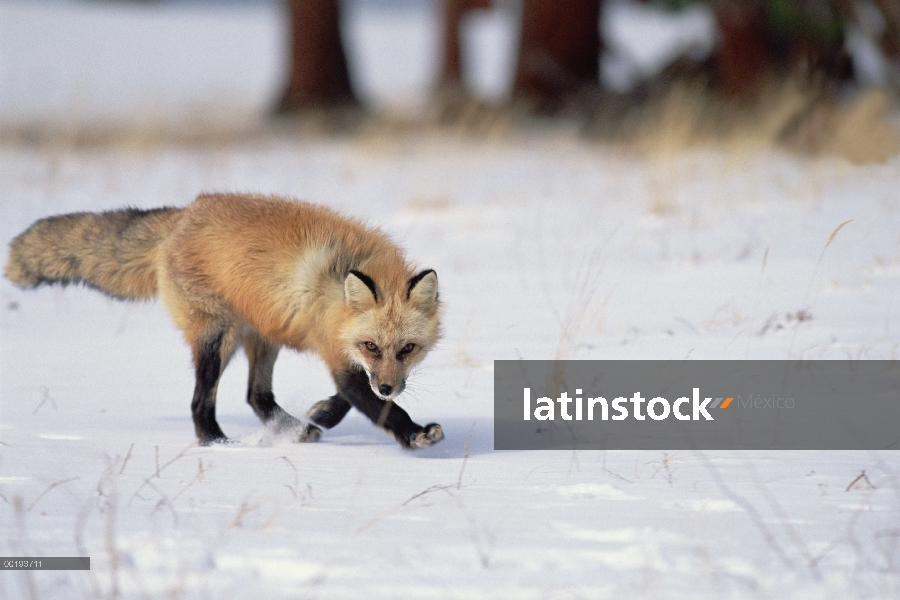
(378, 384, 393, 397)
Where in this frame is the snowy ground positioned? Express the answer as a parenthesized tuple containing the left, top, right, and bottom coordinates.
(2, 1, 900, 599)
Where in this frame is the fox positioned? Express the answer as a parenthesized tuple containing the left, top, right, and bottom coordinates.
(5, 193, 444, 449)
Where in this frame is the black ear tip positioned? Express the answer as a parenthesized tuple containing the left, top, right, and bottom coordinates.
(406, 269, 438, 300)
(347, 270, 378, 302)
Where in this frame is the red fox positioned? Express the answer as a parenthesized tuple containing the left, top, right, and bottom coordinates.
(5, 193, 444, 448)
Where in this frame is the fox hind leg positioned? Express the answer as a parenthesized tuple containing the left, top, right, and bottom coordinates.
(244, 334, 320, 443)
(243, 334, 280, 422)
(191, 327, 238, 445)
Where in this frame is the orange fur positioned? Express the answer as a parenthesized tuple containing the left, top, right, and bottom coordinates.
(159, 193, 440, 384)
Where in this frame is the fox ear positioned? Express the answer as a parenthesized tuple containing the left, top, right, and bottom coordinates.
(407, 269, 438, 310)
(345, 270, 378, 310)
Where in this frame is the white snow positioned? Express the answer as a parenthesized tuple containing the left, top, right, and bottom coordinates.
(2, 1, 900, 599)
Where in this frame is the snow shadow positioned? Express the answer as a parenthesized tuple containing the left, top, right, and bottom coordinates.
(209, 413, 495, 458)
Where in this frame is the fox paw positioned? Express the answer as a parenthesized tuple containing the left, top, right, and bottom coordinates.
(294, 423, 322, 443)
(409, 423, 444, 449)
(268, 410, 321, 443)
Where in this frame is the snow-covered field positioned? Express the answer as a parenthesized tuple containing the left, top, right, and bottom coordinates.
(2, 1, 900, 598)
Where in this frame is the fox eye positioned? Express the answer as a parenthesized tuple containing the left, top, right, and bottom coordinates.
(362, 341, 379, 355)
(399, 343, 416, 357)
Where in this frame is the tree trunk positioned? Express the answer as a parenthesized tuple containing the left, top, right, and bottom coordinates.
(512, 0, 602, 110)
(870, 0, 900, 63)
(275, 0, 357, 114)
(440, 0, 493, 87)
(712, 1, 769, 97)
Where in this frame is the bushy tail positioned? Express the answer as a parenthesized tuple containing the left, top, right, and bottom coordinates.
(5, 207, 183, 300)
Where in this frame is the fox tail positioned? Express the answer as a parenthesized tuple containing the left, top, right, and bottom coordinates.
(5, 207, 182, 300)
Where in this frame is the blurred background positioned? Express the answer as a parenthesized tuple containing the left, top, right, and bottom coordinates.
(1, 0, 898, 160)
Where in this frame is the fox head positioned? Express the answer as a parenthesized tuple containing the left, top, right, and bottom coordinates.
(341, 269, 440, 400)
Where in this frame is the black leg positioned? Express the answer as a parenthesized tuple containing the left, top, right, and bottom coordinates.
(191, 331, 228, 445)
(307, 394, 352, 429)
(244, 335, 320, 442)
(334, 368, 443, 449)
(244, 336, 280, 422)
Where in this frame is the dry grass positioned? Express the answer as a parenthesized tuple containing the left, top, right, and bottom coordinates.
(1, 81, 897, 164)
(609, 81, 900, 164)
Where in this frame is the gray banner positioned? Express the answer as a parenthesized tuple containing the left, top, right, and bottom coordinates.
(1, 557, 90, 570)
(494, 361, 900, 450)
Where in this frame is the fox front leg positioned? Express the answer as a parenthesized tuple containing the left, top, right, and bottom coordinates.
(307, 394, 352, 429)
(334, 369, 443, 449)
